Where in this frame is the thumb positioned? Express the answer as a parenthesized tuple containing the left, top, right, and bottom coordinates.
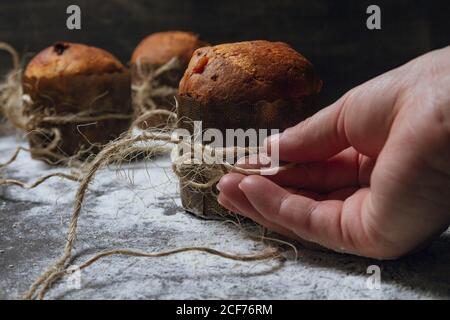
(266, 70, 404, 163)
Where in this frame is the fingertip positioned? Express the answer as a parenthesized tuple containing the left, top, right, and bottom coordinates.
(263, 133, 282, 155)
(217, 173, 245, 194)
(238, 175, 264, 193)
(217, 173, 236, 190)
(217, 192, 226, 205)
(217, 193, 241, 214)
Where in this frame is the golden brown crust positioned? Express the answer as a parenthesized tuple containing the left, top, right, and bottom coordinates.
(131, 31, 208, 67)
(178, 40, 322, 104)
(21, 43, 131, 161)
(24, 42, 125, 79)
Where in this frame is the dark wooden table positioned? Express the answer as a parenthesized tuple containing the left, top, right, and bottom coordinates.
(0, 0, 449, 105)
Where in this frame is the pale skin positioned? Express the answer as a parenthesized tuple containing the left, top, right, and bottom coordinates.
(216, 46, 450, 259)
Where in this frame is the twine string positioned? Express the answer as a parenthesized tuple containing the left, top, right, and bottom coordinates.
(132, 57, 180, 125)
(0, 172, 80, 189)
(0, 44, 297, 299)
(0, 42, 23, 129)
(0, 42, 20, 71)
(23, 127, 294, 299)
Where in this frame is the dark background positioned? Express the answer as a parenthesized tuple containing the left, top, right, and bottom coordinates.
(0, 0, 448, 105)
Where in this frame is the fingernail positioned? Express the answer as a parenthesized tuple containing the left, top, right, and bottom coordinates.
(238, 179, 245, 191)
(217, 175, 228, 191)
(238, 178, 248, 192)
(263, 133, 282, 152)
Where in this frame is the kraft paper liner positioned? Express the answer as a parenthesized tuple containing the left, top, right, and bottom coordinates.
(176, 95, 320, 219)
(22, 70, 132, 162)
(131, 59, 181, 129)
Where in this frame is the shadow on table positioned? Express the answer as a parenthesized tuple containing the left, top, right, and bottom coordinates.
(51, 226, 450, 299)
(285, 231, 450, 298)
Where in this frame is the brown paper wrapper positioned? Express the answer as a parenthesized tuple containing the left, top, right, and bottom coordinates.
(177, 95, 319, 218)
(177, 95, 327, 250)
(22, 71, 132, 162)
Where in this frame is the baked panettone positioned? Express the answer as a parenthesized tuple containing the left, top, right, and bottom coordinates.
(25, 42, 124, 79)
(22, 42, 132, 163)
(177, 40, 322, 218)
(131, 31, 208, 128)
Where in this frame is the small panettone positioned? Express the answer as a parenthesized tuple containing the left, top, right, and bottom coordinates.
(131, 31, 208, 128)
(177, 40, 322, 218)
(22, 42, 132, 163)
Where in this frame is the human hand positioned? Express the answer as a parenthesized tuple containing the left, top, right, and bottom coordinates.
(217, 46, 450, 259)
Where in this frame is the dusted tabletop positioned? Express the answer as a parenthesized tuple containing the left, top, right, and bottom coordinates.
(1, 134, 449, 300)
